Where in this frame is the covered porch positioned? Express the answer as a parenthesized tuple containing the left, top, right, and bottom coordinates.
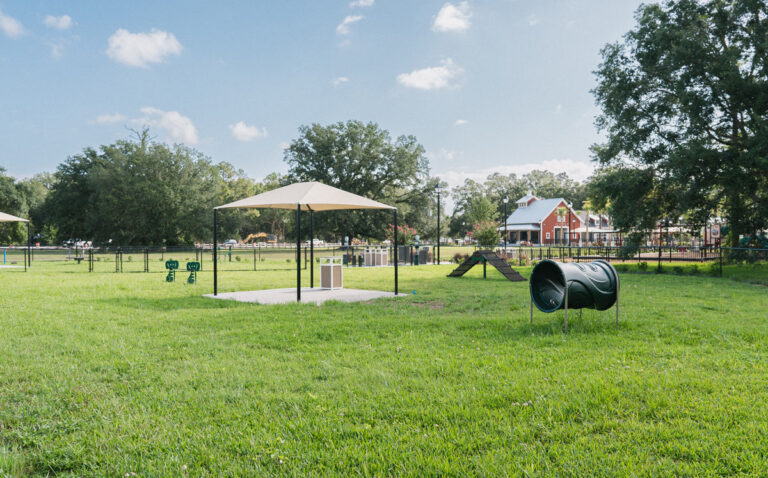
(499, 223, 540, 245)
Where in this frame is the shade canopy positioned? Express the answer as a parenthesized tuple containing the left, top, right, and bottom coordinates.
(0, 212, 28, 222)
(211, 181, 400, 302)
(216, 181, 396, 211)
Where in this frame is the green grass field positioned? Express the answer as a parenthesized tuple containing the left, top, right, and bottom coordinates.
(1, 263, 767, 476)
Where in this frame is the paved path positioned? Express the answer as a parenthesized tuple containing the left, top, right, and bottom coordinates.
(204, 287, 397, 305)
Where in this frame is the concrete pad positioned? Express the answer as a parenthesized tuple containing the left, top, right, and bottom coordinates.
(0, 265, 22, 269)
(204, 287, 397, 305)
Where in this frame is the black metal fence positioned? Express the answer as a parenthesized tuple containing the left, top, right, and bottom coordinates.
(4, 244, 766, 279)
(2, 243, 444, 273)
(495, 245, 722, 265)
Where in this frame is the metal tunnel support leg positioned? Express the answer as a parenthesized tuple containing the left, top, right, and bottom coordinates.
(564, 282, 569, 333)
(530, 298, 533, 325)
(615, 273, 620, 326)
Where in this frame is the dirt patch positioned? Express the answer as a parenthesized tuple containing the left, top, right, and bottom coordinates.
(411, 301, 445, 310)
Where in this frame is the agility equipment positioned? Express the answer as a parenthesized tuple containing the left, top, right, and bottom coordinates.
(529, 259, 619, 332)
(165, 260, 179, 282)
(448, 250, 525, 282)
(186, 261, 200, 284)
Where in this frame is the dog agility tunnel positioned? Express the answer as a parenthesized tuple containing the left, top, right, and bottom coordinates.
(529, 259, 619, 313)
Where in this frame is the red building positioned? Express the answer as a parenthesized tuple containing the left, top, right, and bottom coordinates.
(502, 194, 581, 245)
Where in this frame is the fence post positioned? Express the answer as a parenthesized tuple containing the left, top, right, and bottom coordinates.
(719, 247, 723, 277)
(657, 243, 662, 272)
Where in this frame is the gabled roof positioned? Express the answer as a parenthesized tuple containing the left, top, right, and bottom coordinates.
(504, 198, 571, 225)
(216, 181, 395, 211)
(516, 193, 539, 204)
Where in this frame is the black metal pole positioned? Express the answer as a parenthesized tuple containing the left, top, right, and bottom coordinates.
(310, 211, 314, 288)
(213, 209, 218, 296)
(296, 205, 301, 302)
(26, 221, 30, 269)
(394, 209, 398, 295)
(436, 189, 440, 265)
(504, 201, 507, 251)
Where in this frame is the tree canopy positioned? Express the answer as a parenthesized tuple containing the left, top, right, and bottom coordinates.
(284, 120, 434, 240)
(449, 170, 586, 237)
(592, 0, 768, 246)
(40, 130, 223, 245)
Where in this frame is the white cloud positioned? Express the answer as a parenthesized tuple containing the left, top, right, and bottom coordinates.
(454, 119, 468, 126)
(106, 29, 182, 68)
(137, 107, 198, 144)
(432, 2, 471, 32)
(50, 42, 65, 58)
(428, 149, 460, 164)
(528, 14, 540, 26)
(96, 113, 127, 124)
(0, 8, 24, 38)
(229, 121, 267, 141)
(44, 14, 73, 30)
(332, 76, 350, 86)
(438, 159, 595, 191)
(350, 0, 374, 7)
(336, 15, 363, 35)
(397, 58, 463, 90)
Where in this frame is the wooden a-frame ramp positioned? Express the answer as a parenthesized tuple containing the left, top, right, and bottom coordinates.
(447, 250, 526, 281)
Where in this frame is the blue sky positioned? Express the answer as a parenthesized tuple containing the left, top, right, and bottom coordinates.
(0, 0, 643, 188)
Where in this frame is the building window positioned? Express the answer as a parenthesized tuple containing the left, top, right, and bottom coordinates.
(546, 232, 550, 239)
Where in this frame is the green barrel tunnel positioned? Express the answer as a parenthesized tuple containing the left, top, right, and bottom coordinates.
(530, 259, 618, 313)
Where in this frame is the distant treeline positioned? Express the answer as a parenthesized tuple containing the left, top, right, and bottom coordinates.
(0, 123, 590, 246)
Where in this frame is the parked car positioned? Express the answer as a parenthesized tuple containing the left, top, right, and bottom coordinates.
(223, 239, 238, 246)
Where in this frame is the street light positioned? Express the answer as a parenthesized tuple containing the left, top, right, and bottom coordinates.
(435, 183, 442, 264)
(567, 202, 573, 247)
(502, 197, 509, 251)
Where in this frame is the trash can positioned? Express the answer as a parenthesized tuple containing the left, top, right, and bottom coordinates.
(320, 257, 343, 289)
(530, 259, 618, 312)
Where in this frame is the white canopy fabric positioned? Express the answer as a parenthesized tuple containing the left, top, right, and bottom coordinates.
(212, 181, 399, 301)
(216, 181, 395, 211)
(0, 212, 28, 222)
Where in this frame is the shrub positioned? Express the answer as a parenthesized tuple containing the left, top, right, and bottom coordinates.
(637, 262, 648, 271)
(672, 266, 684, 275)
(386, 224, 417, 244)
(472, 221, 500, 247)
(690, 264, 699, 275)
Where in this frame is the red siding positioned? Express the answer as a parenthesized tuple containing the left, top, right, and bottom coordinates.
(539, 200, 580, 244)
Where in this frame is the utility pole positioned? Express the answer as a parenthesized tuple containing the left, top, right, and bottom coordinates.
(503, 197, 508, 251)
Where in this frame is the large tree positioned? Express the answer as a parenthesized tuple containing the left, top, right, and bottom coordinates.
(592, 0, 768, 246)
(284, 121, 433, 240)
(0, 167, 27, 244)
(43, 130, 221, 245)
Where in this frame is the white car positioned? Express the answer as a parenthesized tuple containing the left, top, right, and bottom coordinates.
(223, 239, 238, 246)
